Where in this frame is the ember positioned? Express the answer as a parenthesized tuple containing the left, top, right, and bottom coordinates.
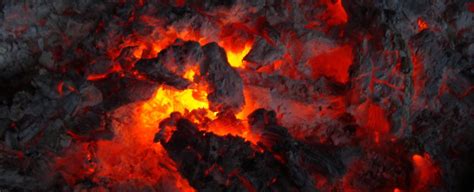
(0, 0, 473, 191)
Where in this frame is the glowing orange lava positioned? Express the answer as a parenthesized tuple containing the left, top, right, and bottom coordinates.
(417, 18, 429, 32)
(411, 153, 440, 190)
(308, 44, 353, 83)
(320, 0, 348, 26)
(223, 42, 252, 68)
(140, 85, 215, 125)
(56, 84, 208, 190)
(81, 67, 259, 188)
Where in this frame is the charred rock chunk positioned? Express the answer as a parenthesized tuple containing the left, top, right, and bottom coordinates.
(201, 43, 245, 112)
(133, 40, 203, 89)
(134, 57, 190, 90)
(91, 74, 158, 111)
(343, 147, 412, 191)
(162, 118, 317, 192)
(157, 40, 203, 74)
(244, 37, 284, 69)
(248, 108, 346, 178)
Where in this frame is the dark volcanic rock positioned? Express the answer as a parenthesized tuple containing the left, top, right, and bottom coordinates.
(248, 108, 347, 178)
(162, 118, 317, 192)
(134, 57, 191, 90)
(91, 74, 158, 111)
(244, 37, 285, 70)
(201, 43, 245, 113)
(134, 40, 204, 90)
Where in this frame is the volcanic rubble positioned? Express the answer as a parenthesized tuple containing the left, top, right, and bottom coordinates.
(0, 0, 473, 191)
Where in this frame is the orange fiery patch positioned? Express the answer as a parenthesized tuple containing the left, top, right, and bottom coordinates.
(366, 103, 390, 144)
(86, 71, 260, 186)
(61, 22, 260, 188)
(308, 44, 353, 83)
(57, 81, 64, 96)
(417, 18, 429, 32)
(411, 153, 440, 190)
(86, 63, 122, 81)
(218, 26, 254, 68)
(58, 64, 261, 189)
(58, 3, 358, 188)
(91, 85, 211, 184)
(223, 42, 252, 68)
(354, 101, 390, 144)
(320, 0, 348, 26)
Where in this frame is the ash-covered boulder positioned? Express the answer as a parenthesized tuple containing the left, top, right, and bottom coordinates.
(201, 43, 245, 112)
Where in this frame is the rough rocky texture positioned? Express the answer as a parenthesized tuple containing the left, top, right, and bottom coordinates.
(163, 118, 317, 192)
(0, 0, 471, 191)
(345, 0, 474, 191)
(134, 40, 204, 89)
(244, 37, 285, 70)
(201, 43, 245, 112)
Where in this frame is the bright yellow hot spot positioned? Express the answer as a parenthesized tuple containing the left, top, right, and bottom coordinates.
(225, 44, 252, 68)
(140, 86, 211, 128)
(183, 66, 198, 81)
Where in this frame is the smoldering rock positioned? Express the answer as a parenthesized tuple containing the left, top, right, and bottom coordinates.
(68, 106, 104, 135)
(133, 40, 204, 90)
(0, 0, 470, 191)
(248, 108, 347, 178)
(343, 146, 412, 191)
(31, 71, 69, 100)
(410, 30, 465, 100)
(157, 40, 204, 75)
(162, 118, 316, 192)
(116, 46, 138, 71)
(241, 71, 346, 103)
(244, 37, 284, 70)
(90, 74, 158, 111)
(201, 43, 245, 112)
(77, 85, 103, 110)
(84, 58, 116, 78)
(135, 40, 246, 113)
(134, 58, 189, 89)
(123, 78, 159, 102)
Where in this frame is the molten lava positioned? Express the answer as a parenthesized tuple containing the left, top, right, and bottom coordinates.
(417, 18, 429, 32)
(224, 42, 252, 68)
(412, 153, 440, 190)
